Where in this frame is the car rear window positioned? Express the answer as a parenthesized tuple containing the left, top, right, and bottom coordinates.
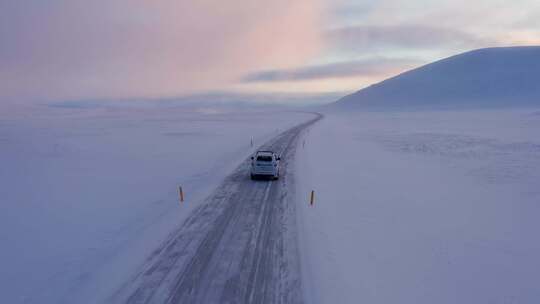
(256, 155, 273, 162)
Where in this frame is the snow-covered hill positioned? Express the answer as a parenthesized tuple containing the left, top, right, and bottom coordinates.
(334, 46, 540, 109)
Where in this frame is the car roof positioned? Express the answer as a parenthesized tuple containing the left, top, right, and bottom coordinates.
(256, 150, 274, 155)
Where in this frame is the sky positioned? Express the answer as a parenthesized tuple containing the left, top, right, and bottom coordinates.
(1, 0, 540, 106)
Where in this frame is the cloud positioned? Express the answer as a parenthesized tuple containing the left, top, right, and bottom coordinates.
(0, 0, 324, 103)
(243, 57, 423, 82)
(325, 24, 493, 52)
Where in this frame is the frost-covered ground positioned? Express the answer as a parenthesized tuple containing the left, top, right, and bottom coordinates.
(296, 109, 540, 304)
(0, 104, 313, 304)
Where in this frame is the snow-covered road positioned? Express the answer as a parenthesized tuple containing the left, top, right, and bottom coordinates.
(112, 113, 322, 304)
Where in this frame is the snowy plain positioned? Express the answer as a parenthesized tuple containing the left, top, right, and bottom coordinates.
(296, 109, 540, 304)
(0, 103, 314, 303)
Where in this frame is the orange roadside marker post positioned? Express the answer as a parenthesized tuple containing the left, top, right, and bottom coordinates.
(179, 186, 184, 203)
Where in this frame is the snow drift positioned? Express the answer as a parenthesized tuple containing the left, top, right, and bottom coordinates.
(334, 46, 540, 109)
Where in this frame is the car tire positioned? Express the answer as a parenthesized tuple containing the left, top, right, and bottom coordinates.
(250, 174, 255, 180)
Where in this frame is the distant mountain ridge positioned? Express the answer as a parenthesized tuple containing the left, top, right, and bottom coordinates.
(334, 46, 540, 109)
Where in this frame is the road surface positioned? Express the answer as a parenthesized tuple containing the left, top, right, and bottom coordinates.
(112, 113, 322, 304)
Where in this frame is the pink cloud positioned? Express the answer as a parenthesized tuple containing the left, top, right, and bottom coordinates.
(0, 0, 324, 103)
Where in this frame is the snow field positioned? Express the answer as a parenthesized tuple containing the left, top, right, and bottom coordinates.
(295, 109, 540, 304)
(0, 105, 314, 303)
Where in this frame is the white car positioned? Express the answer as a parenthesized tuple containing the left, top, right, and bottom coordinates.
(250, 151, 281, 180)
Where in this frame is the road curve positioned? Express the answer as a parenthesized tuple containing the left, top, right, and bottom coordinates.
(111, 112, 323, 304)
